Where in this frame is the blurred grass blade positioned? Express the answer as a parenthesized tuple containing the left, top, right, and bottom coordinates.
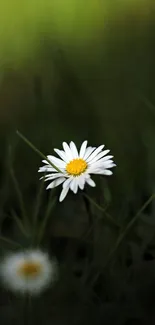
(91, 193, 155, 286)
(16, 130, 61, 173)
(11, 210, 29, 237)
(0, 235, 22, 247)
(33, 178, 45, 228)
(103, 186, 112, 204)
(8, 144, 28, 228)
(113, 193, 155, 253)
(139, 94, 155, 116)
(37, 196, 57, 245)
(83, 193, 120, 228)
(9, 165, 28, 229)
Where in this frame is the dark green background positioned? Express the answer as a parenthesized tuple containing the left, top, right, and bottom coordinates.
(0, 3, 155, 324)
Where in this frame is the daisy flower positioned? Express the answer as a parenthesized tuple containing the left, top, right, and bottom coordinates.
(38, 141, 116, 202)
(0, 250, 57, 295)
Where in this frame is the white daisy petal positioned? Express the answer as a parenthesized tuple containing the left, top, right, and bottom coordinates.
(72, 178, 78, 194)
(62, 142, 73, 160)
(103, 163, 116, 168)
(100, 164, 116, 170)
(54, 149, 69, 163)
(88, 150, 110, 164)
(83, 147, 96, 160)
(70, 141, 78, 158)
(42, 160, 49, 165)
(84, 173, 90, 179)
(46, 177, 66, 189)
(79, 140, 88, 158)
(89, 160, 115, 170)
(59, 187, 70, 202)
(38, 166, 56, 173)
(86, 177, 96, 187)
(63, 177, 73, 189)
(90, 164, 115, 173)
(100, 170, 113, 175)
(68, 177, 77, 194)
(43, 173, 64, 182)
(95, 161, 114, 168)
(86, 145, 105, 162)
(87, 155, 114, 166)
(47, 155, 66, 168)
(70, 178, 76, 192)
(78, 175, 86, 190)
(100, 155, 114, 161)
(42, 172, 60, 178)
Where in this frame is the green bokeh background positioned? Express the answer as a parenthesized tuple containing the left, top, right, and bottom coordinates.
(0, 0, 154, 203)
(0, 1, 155, 324)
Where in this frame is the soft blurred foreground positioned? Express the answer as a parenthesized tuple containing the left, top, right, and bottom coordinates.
(0, 1, 155, 324)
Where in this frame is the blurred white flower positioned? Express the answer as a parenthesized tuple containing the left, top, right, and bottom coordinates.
(38, 140, 116, 202)
(0, 250, 57, 295)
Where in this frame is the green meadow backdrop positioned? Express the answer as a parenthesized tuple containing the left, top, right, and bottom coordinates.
(0, 1, 155, 324)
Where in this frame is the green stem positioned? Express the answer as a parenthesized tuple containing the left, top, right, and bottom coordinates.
(16, 130, 61, 173)
(91, 193, 155, 286)
(83, 193, 120, 228)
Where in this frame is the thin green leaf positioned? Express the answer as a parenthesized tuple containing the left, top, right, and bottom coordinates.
(0, 235, 22, 247)
(83, 193, 120, 228)
(16, 130, 61, 173)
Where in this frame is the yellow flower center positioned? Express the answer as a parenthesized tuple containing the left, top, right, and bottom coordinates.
(18, 262, 42, 277)
(66, 158, 87, 176)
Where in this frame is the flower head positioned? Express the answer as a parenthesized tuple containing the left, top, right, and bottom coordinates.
(0, 250, 57, 295)
(38, 141, 116, 202)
